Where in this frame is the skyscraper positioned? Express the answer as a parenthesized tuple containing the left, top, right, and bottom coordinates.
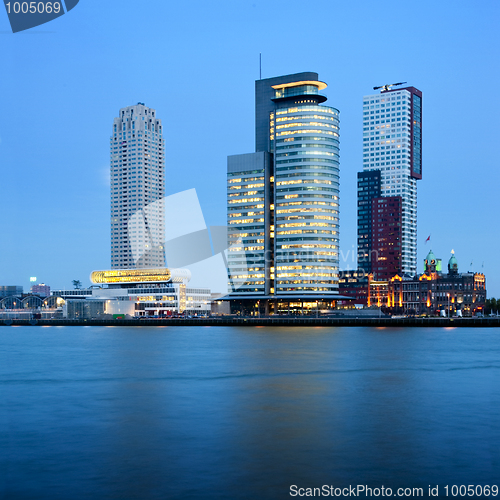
(357, 170, 381, 275)
(358, 86, 422, 278)
(227, 72, 340, 311)
(110, 103, 165, 269)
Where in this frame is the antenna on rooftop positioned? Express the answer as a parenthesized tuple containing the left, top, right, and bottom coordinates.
(259, 53, 262, 80)
(373, 82, 407, 91)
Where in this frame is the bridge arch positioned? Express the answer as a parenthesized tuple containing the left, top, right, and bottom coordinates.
(0, 296, 22, 309)
(22, 296, 44, 309)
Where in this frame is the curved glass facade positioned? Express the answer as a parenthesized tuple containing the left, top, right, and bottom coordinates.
(274, 103, 340, 294)
(228, 73, 341, 300)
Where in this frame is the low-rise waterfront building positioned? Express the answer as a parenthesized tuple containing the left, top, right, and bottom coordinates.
(0, 286, 23, 298)
(60, 268, 211, 319)
(30, 283, 51, 297)
(338, 270, 370, 306)
(368, 250, 486, 316)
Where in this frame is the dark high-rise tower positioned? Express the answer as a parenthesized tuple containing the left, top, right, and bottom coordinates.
(357, 170, 381, 274)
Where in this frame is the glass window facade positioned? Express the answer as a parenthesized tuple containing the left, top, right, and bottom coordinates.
(274, 104, 340, 293)
(228, 73, 340, 297)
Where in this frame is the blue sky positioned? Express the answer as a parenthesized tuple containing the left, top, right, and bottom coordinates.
(1, 0, 499, 295)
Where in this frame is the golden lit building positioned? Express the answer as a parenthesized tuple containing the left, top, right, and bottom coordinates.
(368, 250, 486, 316)
(54, 268, 211, 319)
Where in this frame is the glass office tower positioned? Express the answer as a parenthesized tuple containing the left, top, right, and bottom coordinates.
(228, 72, 340, 301)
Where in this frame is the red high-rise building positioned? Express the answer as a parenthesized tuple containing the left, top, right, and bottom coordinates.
(371, 196, 402, 280)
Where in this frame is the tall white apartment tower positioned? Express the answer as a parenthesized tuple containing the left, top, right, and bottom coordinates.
(110, 103, 166, 269)
(361, 86, 422, 276)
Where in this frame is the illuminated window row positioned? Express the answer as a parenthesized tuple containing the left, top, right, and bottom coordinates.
(277, 251, 338, 259)
(237, 238, 264, 244)
(277, 207, 338, 214)
(276, 263, 339, 271)
(278, 219, 337, 225)
(277, 179, 333, 186)
(277, 272, 337, 278)
(278, 265, 338, 271)
(277, 129, 339, 138)
(227, 191, 263, 198)
(229, 227, 264, 235)
(228, 198, 264, 205)
(278, 214, 338, 221)
(277, 200, 339, 208)
(228, 183, 265, 190)
(280, 194, 339, 201)
(276, 168, 339, 178)
(231, 232, 264, 238)
(276, 136, 338, 145)
(276, 121, 339, 131)
(276, 114, 337, 123)
(277, 141, 338, 148)
(277, 282, 337, 287)
(242, 246, 264, 251)
(136, 295, 176, 302)
(228, 205, 264, 212)
(277, 229, 337, 235)
(228, 218, 265, 225)
(230, 274, 262, 281)
(276, 106, 338, 116)
(278, 239, 339, 246)
(276, 158, 339, 166)
(277, 150, 338, 158)
(228, 192, 261, 198)
(278, 222, 335, 229)
(228, 176, 264, 183)
(280, 243, 338, 249)
(278, 186, 338, 195)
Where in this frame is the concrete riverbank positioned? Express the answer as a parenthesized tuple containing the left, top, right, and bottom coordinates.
(2, 317, 500, 327)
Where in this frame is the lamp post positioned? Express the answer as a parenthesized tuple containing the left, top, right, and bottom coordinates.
(447, 293, 450, 318)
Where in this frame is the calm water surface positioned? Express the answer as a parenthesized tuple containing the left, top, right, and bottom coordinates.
(1, 326, 499, 499)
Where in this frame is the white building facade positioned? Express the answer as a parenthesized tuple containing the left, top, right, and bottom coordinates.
(362, 86, 422, 275)
(110, 103, 165, 269)
(58, 268, 211, 318)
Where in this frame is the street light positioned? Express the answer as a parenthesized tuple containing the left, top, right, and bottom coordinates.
(447, 293, 450, 318)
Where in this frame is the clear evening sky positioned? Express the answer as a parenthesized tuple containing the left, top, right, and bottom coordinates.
(1, 0, 499, 295)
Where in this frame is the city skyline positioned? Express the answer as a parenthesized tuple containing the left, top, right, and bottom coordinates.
(0, 1, 498, 295)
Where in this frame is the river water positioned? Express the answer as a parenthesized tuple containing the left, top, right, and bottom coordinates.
(1, 325, 499, 499)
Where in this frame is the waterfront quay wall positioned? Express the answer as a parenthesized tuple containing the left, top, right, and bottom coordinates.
(2, 317, 500, 328)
